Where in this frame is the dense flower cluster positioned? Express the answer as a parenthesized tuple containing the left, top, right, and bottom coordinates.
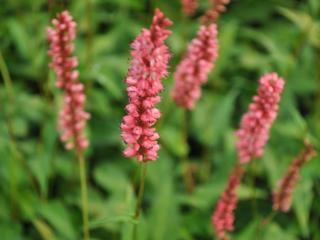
(47, 11, 90, 151)
(212, 164, 243, 240)
(202, 0, 231, 24)
(171, 24, 218, 109)
(273, 141, 316, 212)
(181, 0, 198, 16)
(236, 73, 285, 164)
(120, 9, 172, 161)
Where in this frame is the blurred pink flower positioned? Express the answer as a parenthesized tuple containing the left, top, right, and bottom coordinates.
(202, 0, 231, 24)
(181, 0, 198, 16)
(236, 73, 285, 164)
(212, 164, 243, 240)
(120, 8, 172, 162)
(273, 141, 316, 212)
(47, 10, 90, 152)
(171, 24, 218, 109)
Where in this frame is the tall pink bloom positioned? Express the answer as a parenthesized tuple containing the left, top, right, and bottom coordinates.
(202, 0, 231, 24)
(181, 0, 198, 16)
(212, 164, 243, 240)
(171, 24, 218, 109)
(120, 9, 172, 162)
(47, 10, 90, 151)
(273, 141, 316, 212)
(236, 73, 285, 164)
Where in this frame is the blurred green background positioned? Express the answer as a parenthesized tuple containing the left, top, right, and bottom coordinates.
(1, 0, 320, 239)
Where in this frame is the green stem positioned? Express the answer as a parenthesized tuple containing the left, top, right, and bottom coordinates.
(133, 162, 147, 240)
(249, 160, 258, 218)
(315, 48, 320, 132)
(134, 162, 147, 220)
(200, 147, 210, 182)
(0, 51, 18, 217)
(85, 0, 93, 67)
(0, 51, 14, 102)
(182, 109, 194, 194)
(77, 152, 90, 240)
(257, 211, 277, 239)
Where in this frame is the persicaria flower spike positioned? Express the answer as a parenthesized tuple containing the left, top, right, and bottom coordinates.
(47, 10, 90, 151)
(171, 24, 218, 109)
(120, 8, 172, 162)
(272, 141, 317, 212)
(212, 164, 243, 240)
(181, 0, 198, 16)
(202, 0, 231, 24)
(236, 73, 285, 164)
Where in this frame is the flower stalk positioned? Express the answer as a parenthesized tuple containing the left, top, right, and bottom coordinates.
(77, 152, 90, 240)
(134, 162, 148, 220)
(47, 10, 90, 240)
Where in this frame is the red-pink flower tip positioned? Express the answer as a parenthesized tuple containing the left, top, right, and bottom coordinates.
(236, 73, 285, 164)
(202, 0, 231, 24)
(171, 24, 218, 109)
(47, 10, 90, 152)
(120, 8, 172, 162)
(212, 164, 243, 240)
(181, 0, 198, 16)
(272, 141, 317, 212)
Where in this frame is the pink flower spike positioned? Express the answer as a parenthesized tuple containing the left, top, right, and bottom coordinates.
(212, 164, 243, 240)
(171, 24, 218, 109)
(236, 73, 285, 164)
(47, 10, 90, 152)
(272, 141, 317, 212)
(181, 0, 198, 16)
(202, 0, 231, 24)
(120, 8, 172, 162)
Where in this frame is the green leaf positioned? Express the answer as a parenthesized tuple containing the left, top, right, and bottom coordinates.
(7, 19, 31, 59)
(192, 90, 238, 146)
(262, 149, 282, 186)
(160, 125, 188, 157)
(278, 8, 313, 32)
(308, 0, 320, 15)
(0, 221, 23, 240)
(93, 162, 130, 194)
(262, 223, 297, 240)
(237, 185, 267, 200)
(90, 214, 135, 229)
(237, 219, 260, 240)
(28, 155, 50, 198)
(33, 219, 58, 240)
(39, 201, 77, 240)
(293, 178, 313, 237)
(213, 21, 238, 76)
(147, 153, 180, 240)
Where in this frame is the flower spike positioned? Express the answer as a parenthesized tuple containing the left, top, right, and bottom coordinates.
(273, 141, 317, 212)
(236, 73, 285, 164)
(212, 164, 244, 240)
(120, 8, 172, 162)
(47, 10, 90, 152)
(171, 24, 218, 109)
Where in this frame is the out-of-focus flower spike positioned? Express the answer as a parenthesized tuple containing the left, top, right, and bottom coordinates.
(202, 0, 231, 24)
(236, 73, 285, 164)
(181, 0, 198, 16)
(272, 140, 317, 212)
(171, 24, 218, 109)
(47, 10, 90, 152)
(120, 8, 172, 162)
(211, 164, 244, 240)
